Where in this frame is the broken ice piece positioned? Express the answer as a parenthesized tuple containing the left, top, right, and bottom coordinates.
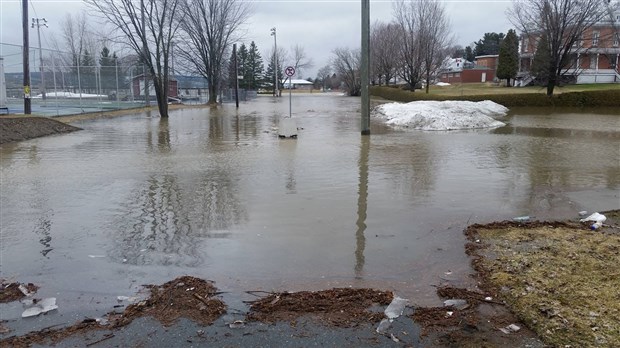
(390, 333, 399, 343)
(385, 296, 409, 319)
(443, 299, 469, 310)
(500, 323, 521, 334)
(376, 318, 391, 334)
(22, 298, 58, 318)
(18, 284, 33, 297)
(229, 320, 245, 329)
(88, 255, 105, 258)
(445, 311, 453, 318)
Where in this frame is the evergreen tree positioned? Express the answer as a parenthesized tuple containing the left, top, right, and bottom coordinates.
(81, 49, 96, 92)
(263, 52, 283, 92)
(237, 44, 249, 89)
(465, 46, 475, 62)
(99, 46, 117, 92)
(246, 41, 264, 90)
(531, 34, 551, 85)
(473, 32, 505, 56)
(227, 50, 237, 89)
(497, 29, 519, 86)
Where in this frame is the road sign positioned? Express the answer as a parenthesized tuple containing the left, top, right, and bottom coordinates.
(285, 66, 295, 77)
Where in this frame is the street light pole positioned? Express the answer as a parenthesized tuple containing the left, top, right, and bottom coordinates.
(270, 27, 278, 97)
(32, 17, 48, 100)
(22, 0, 31, 114)
(361, 0, 370, 135)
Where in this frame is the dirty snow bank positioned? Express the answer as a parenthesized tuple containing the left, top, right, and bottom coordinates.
(373, 100, 508, 130)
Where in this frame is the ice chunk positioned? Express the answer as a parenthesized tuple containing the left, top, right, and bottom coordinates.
(376, 318, 391, 334)
(384, 296, 409, 319)
(443, 299, 469, 310)
(22, 298, 58, 318)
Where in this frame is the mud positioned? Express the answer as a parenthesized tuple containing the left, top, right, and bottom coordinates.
(0, 117, 82, 144)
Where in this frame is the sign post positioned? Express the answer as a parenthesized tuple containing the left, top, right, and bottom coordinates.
(279, 66, 297, 138)
(285, 66, 295, 118)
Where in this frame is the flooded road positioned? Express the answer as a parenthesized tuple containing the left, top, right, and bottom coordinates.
(1, 94, 619, 328)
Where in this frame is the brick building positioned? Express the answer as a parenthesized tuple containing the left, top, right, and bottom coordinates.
(518, 10, 620, 85)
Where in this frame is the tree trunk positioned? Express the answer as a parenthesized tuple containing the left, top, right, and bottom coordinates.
(546, 75, 556, 96)
(208, 76, 218, 105)
(152, 75, 169, 118)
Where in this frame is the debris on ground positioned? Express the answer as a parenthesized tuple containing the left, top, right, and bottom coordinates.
(465, 212, 620, 347)
(247, 288, 393, 327)
(22, 297, 58, 318)
(0, 276, 226, 347)
(111, 276, 226, 327)
(0, 281, 38, 303)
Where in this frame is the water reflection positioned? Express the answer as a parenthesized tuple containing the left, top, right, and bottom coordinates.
(355, 135, 370, 277)
(279, 140, 297, 194)
(34, 210, 53, 257)
(111, 171, 247, 266)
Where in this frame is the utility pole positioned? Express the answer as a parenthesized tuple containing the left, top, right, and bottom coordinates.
(270, 27, 278, 97)
(233, 43, 239, 108)
(361, 0, 370, 135)
(32, 17, 48, 100)
(22, 0, 31, 114)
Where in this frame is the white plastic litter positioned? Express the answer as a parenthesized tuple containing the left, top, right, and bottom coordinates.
(580, 212, 606, 224)
(22, 298, 58, 318)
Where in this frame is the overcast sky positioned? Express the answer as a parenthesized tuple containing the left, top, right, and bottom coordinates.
(1, 0, 514, 76)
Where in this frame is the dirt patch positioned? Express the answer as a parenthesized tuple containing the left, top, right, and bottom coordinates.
(0, 276, 226, 347)
(247, 288, 393, 327)
(465, 212, 620, 347)
(0, 117, 81, 144)
(0, 281, 38, 303)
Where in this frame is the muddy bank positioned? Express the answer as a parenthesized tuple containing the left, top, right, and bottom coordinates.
(0, 117, 81, 144)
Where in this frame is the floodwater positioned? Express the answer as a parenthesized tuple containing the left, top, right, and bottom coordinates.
(1, 94, 619, 330)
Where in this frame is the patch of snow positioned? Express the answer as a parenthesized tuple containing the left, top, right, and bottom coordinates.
(33, 92, 107, 99)
(436, 82, 451, 86)
(372, 100, 508, 131)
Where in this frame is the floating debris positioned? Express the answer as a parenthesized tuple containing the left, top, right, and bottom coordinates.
(22, 298, 58, 318)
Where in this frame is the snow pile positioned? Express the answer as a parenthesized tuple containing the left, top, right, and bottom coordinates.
(435, 82, 451, 86)
(373, 100, 508, 131)
(33, 92, 107, 99)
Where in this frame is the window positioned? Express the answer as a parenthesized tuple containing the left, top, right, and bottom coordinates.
(614, 33, 620, 47)
(523, 38, 528, 52)
(592, 31, 599, 47)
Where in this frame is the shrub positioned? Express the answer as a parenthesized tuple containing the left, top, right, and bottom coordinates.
(370, 86, 620, 107)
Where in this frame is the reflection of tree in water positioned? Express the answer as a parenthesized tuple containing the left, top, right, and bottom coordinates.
(379, 141, 437, 197)
(146, 118, 171, 153)
(111, 170, 247, 267)
(34, 210, 54, 257)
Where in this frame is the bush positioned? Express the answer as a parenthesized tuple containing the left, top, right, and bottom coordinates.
(370, 86, 620, 107)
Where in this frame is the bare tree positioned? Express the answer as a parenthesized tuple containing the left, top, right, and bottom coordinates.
(85, 0, 182, 117)
(418, 0, 452, 93)
(370, 21, 400, 85)
(316, 65, 331, 91)
(290, 44, 314, 79)
(508, 0, 613, 95)
(178, 0, 251, 105)
(331, 47, 361, 96)
(393, 0, 424, 90)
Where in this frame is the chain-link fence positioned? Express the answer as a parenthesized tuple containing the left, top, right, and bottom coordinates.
(1, 43, 210, 116)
